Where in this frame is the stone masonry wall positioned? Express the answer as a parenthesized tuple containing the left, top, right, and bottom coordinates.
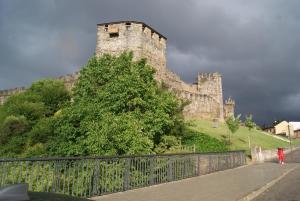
(0, 21, 234, 122)
(95, 21, 166, 80)
(197, 73, 224, 120)
(0, 87, 26, 105)
(58, 72, 80, 91)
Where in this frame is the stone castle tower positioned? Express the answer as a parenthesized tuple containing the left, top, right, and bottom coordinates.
(224, 97, 235, 119)
(0, 21, 235, 122)
(95, 21, 167, 79)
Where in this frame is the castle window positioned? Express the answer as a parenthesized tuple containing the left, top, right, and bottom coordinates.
(125, 22, 131, 30)
(142, 24, 146, 32)
(159, 36, 162, 42)
(104, 25, 108, 32)
(109, 32, 119, 38)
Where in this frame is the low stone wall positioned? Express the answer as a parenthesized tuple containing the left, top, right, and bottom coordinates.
(251, 146, 293, 163)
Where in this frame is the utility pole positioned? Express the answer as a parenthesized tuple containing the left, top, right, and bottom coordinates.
(288, 123, 292, 151)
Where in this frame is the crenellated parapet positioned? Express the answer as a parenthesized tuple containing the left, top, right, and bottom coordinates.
(224, 97, 235, 119)
(96, 21, 167, 79)
(0, 87, 26, 105)
(198, 72, 221, 79)
(225, 97, 235, 105)
(0, 72, 80, 105)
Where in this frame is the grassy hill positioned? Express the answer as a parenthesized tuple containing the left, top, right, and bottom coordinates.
(186, 120, 300, 154)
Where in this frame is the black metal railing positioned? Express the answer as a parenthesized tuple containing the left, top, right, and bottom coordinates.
(0, 151, 245, 198)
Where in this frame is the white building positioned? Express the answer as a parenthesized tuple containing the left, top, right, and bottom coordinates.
(274, 121, 300, 138)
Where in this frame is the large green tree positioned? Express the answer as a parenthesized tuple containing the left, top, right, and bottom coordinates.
(49, 52, 185, 156)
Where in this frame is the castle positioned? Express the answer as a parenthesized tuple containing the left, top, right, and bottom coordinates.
(0, 21, 235, 122)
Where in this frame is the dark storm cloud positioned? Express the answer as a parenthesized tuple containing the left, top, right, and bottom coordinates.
(1, 0, 300, 124)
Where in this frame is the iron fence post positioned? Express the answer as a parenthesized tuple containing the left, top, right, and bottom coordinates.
(167, 157, 173, 182)
(93, 160, 100, 196)
(149, 156, 155, 185)
(197, 155, 200, 176)
(123, 158, 130, 191)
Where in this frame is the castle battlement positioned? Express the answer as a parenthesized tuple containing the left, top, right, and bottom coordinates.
(96, 21, 167, 77)
(0, 87, 26, 104)
(225, 97, 235, 105)
(198, 72, 221, 79)
(0, 87, 26, 96)
(98, 21, 166, 40)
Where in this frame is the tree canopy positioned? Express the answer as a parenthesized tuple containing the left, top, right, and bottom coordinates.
(244, 115, 256, 131)
(48, 52, 185, 156)
(225, 115, 241, 145)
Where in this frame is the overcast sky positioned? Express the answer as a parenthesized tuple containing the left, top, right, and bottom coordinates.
(1, 0, 300, 125)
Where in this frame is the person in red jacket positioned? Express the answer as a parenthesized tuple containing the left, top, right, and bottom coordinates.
(277, 148, 285, 164)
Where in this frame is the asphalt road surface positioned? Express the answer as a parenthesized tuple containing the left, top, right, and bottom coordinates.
(254, 148, 300, 201)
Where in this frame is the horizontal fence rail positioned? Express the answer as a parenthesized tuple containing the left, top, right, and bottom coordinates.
(0, 151, 246, 198)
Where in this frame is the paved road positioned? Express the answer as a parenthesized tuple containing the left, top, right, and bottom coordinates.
(285, 148, 300, 163)
(253, 148, 300, 201)
(91, 163, 296, 201)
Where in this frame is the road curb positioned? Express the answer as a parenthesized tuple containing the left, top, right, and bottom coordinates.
(237, 165, 298, 201)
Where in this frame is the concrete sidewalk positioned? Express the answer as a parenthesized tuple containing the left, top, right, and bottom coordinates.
(91, 163, 298, 201)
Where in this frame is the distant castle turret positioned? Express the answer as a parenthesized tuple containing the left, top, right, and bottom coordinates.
(0, 21, 235, 121)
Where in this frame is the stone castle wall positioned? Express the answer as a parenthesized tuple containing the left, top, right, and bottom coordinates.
(0, 87, 26, 105)
(0, 21, 235, 122)
(58, 72, 80, 90)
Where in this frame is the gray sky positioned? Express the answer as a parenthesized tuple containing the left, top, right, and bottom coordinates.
(1, 0, 300, 125)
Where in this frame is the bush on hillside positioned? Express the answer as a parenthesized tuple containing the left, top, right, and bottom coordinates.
(0, 79, 70, 157)
(182, 129, 228, 152)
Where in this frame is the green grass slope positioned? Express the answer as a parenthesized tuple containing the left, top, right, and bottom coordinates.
(182, 128, 228, 153)
(187, 120, 300, 152)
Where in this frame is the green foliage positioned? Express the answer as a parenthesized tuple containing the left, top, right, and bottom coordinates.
(182, 128, 228, 152)
(226, 115, 241, 134)
(244, 114, 256, 131)
(0, 79, 69, 157)
(28, 118, 54, 145)
(2, 92, 48, 123)
(30, 79, 71, 113)
(225, 115, 241, 146)
(244, 114, 256, 149)
(154, 135, 182, 153)
(49, 52, 185, 156)
(0, 115, 28, 144)
(22, 143, 47, 157)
